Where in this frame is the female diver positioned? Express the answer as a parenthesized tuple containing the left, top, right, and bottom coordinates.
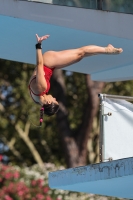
(28, 34, 123, 125)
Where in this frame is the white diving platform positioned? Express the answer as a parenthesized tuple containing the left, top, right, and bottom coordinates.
(1, 0, 133, 82)
(49, 157, 133, 199)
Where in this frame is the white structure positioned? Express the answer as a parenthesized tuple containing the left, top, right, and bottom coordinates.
(0, 0, 133, 81)
(99, 94, 133, 162)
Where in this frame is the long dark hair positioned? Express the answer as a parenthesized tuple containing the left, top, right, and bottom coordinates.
(39, 103, 59, 126)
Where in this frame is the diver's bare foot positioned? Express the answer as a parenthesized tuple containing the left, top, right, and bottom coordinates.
(105, 44, 123, 54)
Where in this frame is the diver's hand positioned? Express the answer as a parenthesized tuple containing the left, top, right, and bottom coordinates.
(36, 34, 50, 43)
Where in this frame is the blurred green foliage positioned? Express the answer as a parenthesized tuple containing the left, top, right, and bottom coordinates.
(0, 59, 88, 167)
(0, 59, 62, 166)
(1, 58, 133, 167)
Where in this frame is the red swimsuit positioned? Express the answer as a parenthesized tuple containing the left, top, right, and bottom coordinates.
(28, 66, 54, 103)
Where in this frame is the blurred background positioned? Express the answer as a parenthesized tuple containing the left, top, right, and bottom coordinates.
(0, 58, 133, 199)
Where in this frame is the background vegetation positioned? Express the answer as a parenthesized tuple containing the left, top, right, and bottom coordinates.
(0, 58, 132, 199)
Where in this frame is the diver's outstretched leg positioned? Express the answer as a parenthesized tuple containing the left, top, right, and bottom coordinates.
(43, 44, 123, 69)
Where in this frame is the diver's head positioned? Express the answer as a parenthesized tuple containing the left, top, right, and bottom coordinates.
(39, 94, 59, 126)
(43, 102, 59, 116)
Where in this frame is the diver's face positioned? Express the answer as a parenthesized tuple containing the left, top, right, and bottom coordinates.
(50, 96, 59, 105)
(41, 94, 59, 105)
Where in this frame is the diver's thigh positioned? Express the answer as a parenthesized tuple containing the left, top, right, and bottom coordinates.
(43, 49, 82, 68)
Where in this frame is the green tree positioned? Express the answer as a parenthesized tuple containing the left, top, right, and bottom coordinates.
(0, 59, 61, 166)
(0, 58, 105, 168)
(4, 58, 133, 168)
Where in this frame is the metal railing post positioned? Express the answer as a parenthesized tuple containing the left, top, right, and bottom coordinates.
(98, 94, 104, 162)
